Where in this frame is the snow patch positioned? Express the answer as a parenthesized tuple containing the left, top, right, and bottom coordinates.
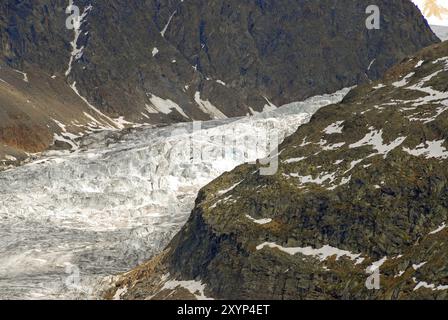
(217, 180, 244, 196)
(290, 172, 336, 186)
(4, 155, 17, 162)
(429, 223, 446, 235)
(415, 60, 424, 68)
(194, 92, 227, 120)
(263, 97, 277, 112)
(323, 121, 344, 135)
(245, 215, 272, 225)
(392, 72, 415, 87)
(159, 276, 213, 300)
(70, 82, 122, 129)
(65, 2, 93, 77)
(14, 70, 29, 82)
(413, 278, 448, 292)
(413, 262, 427, 270)
(53, 133, 78, 150)
(113, 285, 128, 300)
(373, 84, 386, 90)
(52, 119, 67, 132)
(403, 140, 448, 160)
(366, 257, 387, 273)
(283, 157, 306, 164)
(160, 11, 177, 38)
(349, 128, 406, 158)
(149, 95, 189, 119)
(256, 242, 363, 263)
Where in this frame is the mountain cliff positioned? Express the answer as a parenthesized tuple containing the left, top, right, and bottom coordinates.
(0, 0, 440, 165)
(107, 40, 448, 300)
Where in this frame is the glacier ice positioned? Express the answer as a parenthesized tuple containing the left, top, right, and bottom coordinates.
(0, 88, 350, 299)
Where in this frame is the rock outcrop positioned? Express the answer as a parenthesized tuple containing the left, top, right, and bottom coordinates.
(108, 41, 448, 300)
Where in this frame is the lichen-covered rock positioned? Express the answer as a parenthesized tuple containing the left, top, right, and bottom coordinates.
(108, 41, 448, 300)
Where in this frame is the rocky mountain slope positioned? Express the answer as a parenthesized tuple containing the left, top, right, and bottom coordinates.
(0, 64, 123, 169)
(107, 40, 448, 300)
(0, 0, 440, 163)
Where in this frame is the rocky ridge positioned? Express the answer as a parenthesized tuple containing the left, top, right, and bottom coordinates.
(0, 0, 439, 163)
(107, 40, 448, 300)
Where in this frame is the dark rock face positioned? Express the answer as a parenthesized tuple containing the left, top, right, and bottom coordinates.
(0, 0, 439, 123)
(108, 41, 448, 300)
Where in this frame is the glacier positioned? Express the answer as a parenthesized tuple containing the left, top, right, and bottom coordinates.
(0, 88, 349, 299)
